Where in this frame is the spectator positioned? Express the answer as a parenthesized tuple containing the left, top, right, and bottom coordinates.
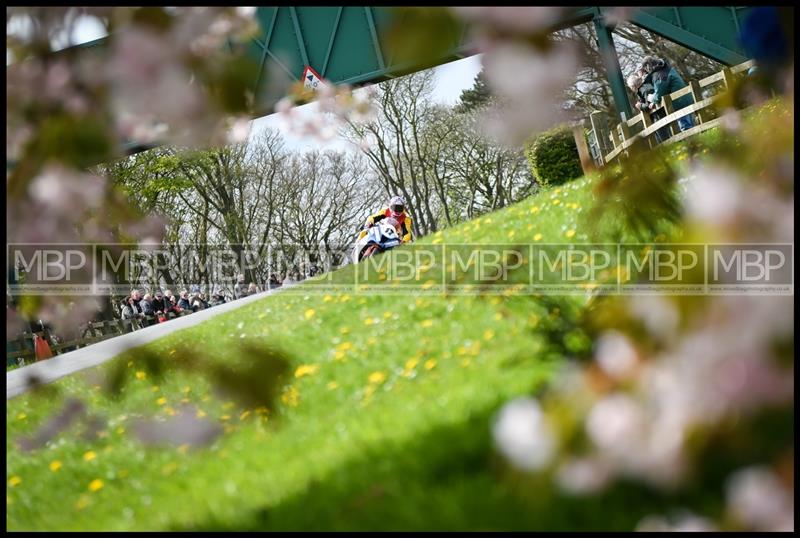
(247, 283, 259, 296)
(166, 295, 182, 318)
(120, 296, 143, 332)
(151, 290, 167, 314)
(190, 292, 207, 312)
(177, 290, 192, 311)
(209, 289, 226, 307)
(140, 293, 155, 327)
(643, 56, 695, 132)
(130, 289, 142, 309)
(233, 274, 247, 299)
(269, 273, 282, 289)
(627, 68, 669, 143)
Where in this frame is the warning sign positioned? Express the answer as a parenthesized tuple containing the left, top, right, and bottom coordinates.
(301, 65, 325, 91)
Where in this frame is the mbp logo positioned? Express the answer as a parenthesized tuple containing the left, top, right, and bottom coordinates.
(8, 244, 93, 293)
(709, 245, 793, 292)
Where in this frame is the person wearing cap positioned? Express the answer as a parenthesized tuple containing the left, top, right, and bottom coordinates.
(365, 195, 413, 243)
(151, 290, 166, 314)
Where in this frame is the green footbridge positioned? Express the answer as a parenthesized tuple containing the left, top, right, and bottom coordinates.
(70, 7, 754, 150)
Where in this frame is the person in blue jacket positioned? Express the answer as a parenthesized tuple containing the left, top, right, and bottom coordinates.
(643, 57, 695, 132)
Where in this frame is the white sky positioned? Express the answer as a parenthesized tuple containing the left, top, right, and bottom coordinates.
(8, 11, 484, 154)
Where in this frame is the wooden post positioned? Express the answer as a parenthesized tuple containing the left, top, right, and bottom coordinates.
(572, 124, 596, 174)
(661, 95, 677, 138)
(689, 79, 710, 124)
(618, 121, 631, 158)
(721, 66, 735, 90)
(640, 108, 655, 148)
(589, 111, 611, 155)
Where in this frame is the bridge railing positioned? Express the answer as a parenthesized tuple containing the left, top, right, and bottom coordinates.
(584, 59, 755, 167)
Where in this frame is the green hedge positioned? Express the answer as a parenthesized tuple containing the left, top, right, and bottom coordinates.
(525, 126, 583, 187)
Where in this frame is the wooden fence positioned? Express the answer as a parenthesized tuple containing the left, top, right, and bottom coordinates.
(6, 311, 193, 368)
(580, 59, 755, 168)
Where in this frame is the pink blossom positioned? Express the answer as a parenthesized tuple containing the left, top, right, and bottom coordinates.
(726, 466, 794, 531)
(481, 41, 580, 144)
(555, 456, 613, 495)
(594, 330, 638, 379)
(452, 7, 565, 34)
(492, 397, 556, 471)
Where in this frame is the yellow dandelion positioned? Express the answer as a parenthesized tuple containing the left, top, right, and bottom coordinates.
(565, 229, 576, 238)
(421, 279, 436, 290)
(75, 494, 91, 510)
(364, 317, 375, 326)
(161, 463, 178, 476)
(151, 386, 160, 392)
(530, 206, 540, 214)
(49, 460, 62, 472)
(281, 386, 300, 407)
(116, 426, 125, 434)
(304, 308, 316, 320)
(165, 407, 177, 416)
(494, 312, 503, 321)
(156, 397, 167, 406)
(507, 230, 516, 239)
(340, 326, 350, 335)
(483, 329, 495, 341)
(534, 233, 543, 241)
(294, 364, 320, 378)
(182, 386, 191, 393)
(461, 359, 472, 368)
(88, 479, 104, 492)
(196, 409, 207, 419)
(424, 359, 437, 370)
(405, 358, 419, 370)
(337, 342, 352, 352)
(339, 294, 351, 303)
(323, 295, 333, 302)
(16, 412, 26, 420)
(239, 410, 251, 420)
(383, 311, 392, 319)
(83, 451, 97, 462)
(368, 371, 387, 384)
(334, 350, 347, 361)
(552, 199, 561, 205)
(9, 476, 22, 487)
(327, 381, 339, 390)
(135, 371, 146, 380)
(420, 319, 434, 328)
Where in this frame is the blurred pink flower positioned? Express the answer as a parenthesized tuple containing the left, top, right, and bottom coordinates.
(555, 456, 613, 495)
(726, 466, 794, 531)
(492, 397, 556, 471)
(594, 330, 638, 380)
(452, 7, 564, 34)
(481, 41, 580, 144)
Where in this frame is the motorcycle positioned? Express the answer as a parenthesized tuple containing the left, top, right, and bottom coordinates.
(352, 219, 402, 263)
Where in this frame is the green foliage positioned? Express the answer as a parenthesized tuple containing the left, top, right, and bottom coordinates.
(455, 70, 491, 113)
(524, 126, 583, 187)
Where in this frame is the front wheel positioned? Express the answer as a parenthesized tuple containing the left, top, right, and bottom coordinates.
(360, 244, 381, 261)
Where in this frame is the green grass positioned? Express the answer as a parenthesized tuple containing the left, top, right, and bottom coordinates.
(6, 172, 680, 531)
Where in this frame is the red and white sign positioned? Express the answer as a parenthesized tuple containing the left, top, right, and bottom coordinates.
(301, 65, 325, 91)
